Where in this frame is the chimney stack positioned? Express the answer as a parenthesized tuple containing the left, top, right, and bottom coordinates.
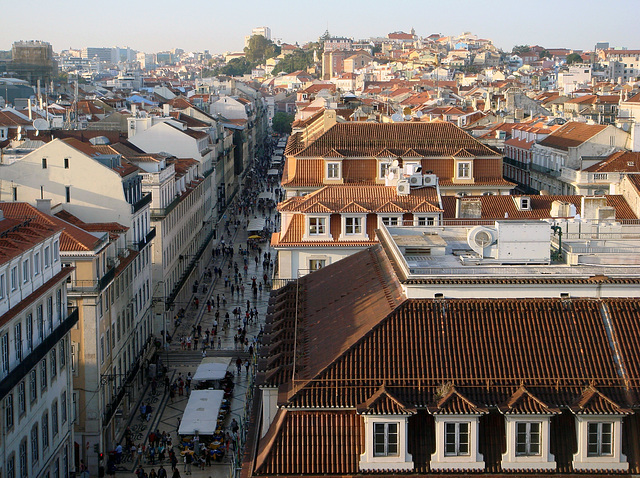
(36, 198, 52, 216)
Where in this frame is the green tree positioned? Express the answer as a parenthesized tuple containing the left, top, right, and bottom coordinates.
(217, 57, 252, 77)
(272, 112, 294, 134)
(244, 35, 280, 64)
(566, 53, 583, 64)
(272, 50, 315, 75)
(512, 45, 531, 55)
(539, 49, 551, 59)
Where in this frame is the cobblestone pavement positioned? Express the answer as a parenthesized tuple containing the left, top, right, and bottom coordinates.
(114, 186, 278, 478)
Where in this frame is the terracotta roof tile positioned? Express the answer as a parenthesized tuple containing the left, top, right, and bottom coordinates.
(357, 385, 417, 415)
(538, 121, 607, 151)
(570, 386, 631, 415)
(499, 386, 560, 415)
(429, 388, 488, 415)
(584, 150, 640, 173)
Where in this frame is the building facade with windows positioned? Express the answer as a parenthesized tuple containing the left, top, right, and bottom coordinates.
(246, 218, 640, 476)
(0, 207, 76, 478)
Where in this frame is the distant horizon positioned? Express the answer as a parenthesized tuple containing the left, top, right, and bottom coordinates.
(2, 0, 639, 55)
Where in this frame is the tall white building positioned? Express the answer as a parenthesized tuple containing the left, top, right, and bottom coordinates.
(0, 206, 76, 478)
(245, 26, 272, 47)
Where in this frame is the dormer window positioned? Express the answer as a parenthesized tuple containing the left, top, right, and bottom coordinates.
(304, 215, 330, 241)
(326, 162, 341, 179)
(457, 162, 471, 179)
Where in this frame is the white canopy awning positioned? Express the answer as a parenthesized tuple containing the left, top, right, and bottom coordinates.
(247, 218, 266, 232)
(178, 390, 224, 435)
(192, 357, 231, 381)
(267, 169, 279, 176)
(258, 192, 272, 199)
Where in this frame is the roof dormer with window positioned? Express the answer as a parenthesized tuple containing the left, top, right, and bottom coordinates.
(499, 387, 559, 471)
(429, 388, 487, 471)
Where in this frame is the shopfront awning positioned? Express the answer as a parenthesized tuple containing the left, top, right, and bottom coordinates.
(247, 218, 266, 232)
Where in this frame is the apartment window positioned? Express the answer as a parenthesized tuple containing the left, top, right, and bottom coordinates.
(1, 333, 8, 375)
(379, 161, 391, 179)
(56, 289, 62, 322)
(42, 413, 49, 449)
(326, 162, 341, 179)
(12, 186, 17, 201)
(374, 422, 399, 457)
(34, 252, 40, 276)
(42, 158, 47, 169)
(19, 440, 27, 478)
(18, 381, 25, 416)
(516, 422, 541, 456)
(64, 157, 69, 169)
(65, 186, 70, 203)
(100, 336, 105, 364)
(0, 273, 5, 300)
(587, 422, 613, 456)
(309, 259, 326, 271)
(72, 392, 77, 423)
(70, 343, 77, 373)
(457, 162, 471, 179)
(31, 425, 39, 462)
(29, 370, 37, 402)
(59, 338, 66, 368)
(14, 323, 22, 361)
(445, 422, 470, 456)
(381, 216, 400, 226)
(5, 394, 14, 429)
(47, 297, 53, 331)
(50, 348, 57, 379)
(26, 314, 33, 351)
(40, 359, 47, 391)
(10, 267, 17, 291)
(44, 246, 51, 269)
(22, 259, 30, 283)
(309, 217, 326, 235)
(61, 391, 67, 424)
(52, 402, 58, 436)
(345, 216, 362, 235)
(37, 305, 43, 340)
(416, 216, 435, 226)
(53, 241, 59, 262)
(6, 454, 15, 478)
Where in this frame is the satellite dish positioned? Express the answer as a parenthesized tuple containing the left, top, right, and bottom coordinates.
(403, 106, 413, 116)
(387, 171, 395, 180)
(416, 111, 423, 118)
(391, 159, 399, 168)
(33, 118, 50, 131)
(17, 133, 22, 141)
(391, 113, 404, 122)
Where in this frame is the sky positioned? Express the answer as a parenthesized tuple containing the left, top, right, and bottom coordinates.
(2, 0, 639, 55)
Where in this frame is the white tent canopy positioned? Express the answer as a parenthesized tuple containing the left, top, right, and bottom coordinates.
(192, 357, 231, 381)
(247, 218, 266, 232)
(258, 192, 272, 200)
(267, 169, 279, 176)
(178, 390, 224, 435)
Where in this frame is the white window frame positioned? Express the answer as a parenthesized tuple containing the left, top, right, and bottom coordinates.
(456, 161, 472, 180)
(588, 422, 613, 457)
(340, 214, 368, 241)
(22, 259, 30, 283)
(516, 421, 541, 456)
(378, 160, 391, 180)
(34, 252, 40, 276)
(308, 258, 326, 272)
(414, 215, 437, 226)
(502, 415, 555, 470)
(378, 215, 402, 228)
(573, 416, 627, 471)
(10, 267, 18, 291)
(374, 422, 399, 457)
(444, 421, 470, 456)
(359, 415, 413, 471)
(324, 160, 342, 181)
(431, 415, 484, 471)
(307, 216, 327, 236)
(0, 273, 5, 300)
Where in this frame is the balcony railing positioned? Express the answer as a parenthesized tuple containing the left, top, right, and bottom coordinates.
(0, 308, 79, 400)
(132, 193, 152, 214)
(530, 163, 561, 177)
(68, 266, 116, 294)
(129, 227, 156, 252)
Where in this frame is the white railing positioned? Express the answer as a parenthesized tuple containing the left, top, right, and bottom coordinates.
(560, 168, 622, 185)
(140, 165, 175, 185)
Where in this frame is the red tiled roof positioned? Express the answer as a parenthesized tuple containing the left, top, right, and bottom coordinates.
(538, 121, 607, 151)
(289, 122, 500, 158)
(356, 385, 416, 415)
(441, 194, 637, 220)
(499, 386, 560, 415)
(570, 386, 631, 415)
(584, 150, 640, 173)
(0, 203, 105, 252)
(0, 215, 61, 265)
(429, 388, 488, 415)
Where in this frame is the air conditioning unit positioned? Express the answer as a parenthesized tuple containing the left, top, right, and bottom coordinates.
(409, 174, 423, 186)
(422, 174, 437, 186)
(397, 180, 410, 195)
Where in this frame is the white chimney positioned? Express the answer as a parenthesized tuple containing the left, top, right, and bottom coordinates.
(163, 104, 170, 117)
